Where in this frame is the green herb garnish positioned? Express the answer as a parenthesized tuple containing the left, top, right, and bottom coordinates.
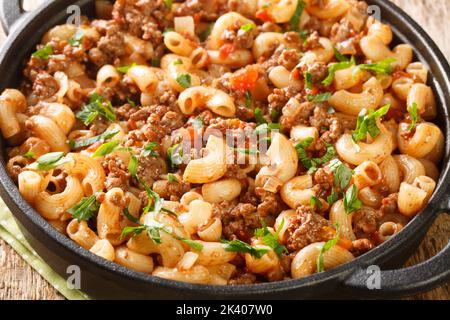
(306, 92, 332, 103)
(317, 223, 341, 273)
(76, 93, 116, 125)
(407, 102, 419, 132)
(221, 239, 269, 259)
(68, 29, 84, 47)
(26, 152, 71, 171)
(322, 56, 355, 86)
(176, 74, 192, 88)
(69, 129, 119, 149)
(91, 140, 120, 158)
(116, 63, 137, 73)
(343, 184, 362, 214)
(32, 45, 53, 60)
(352, 104, 391, 142)
(67, 195, 99, 221)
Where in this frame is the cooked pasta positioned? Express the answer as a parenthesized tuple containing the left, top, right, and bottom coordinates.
(0, 0, 443, 286)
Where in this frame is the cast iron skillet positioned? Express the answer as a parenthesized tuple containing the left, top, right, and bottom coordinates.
(0, 0, 449, 300)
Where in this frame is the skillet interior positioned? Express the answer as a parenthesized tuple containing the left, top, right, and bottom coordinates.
(0, 0, 449, 299)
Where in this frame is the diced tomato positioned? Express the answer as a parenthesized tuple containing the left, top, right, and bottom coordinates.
(291, 68, 301, 80)
(194, 13, 201, 25)
(219, 43, 236, 59)
(255, 10, 274, 23)
(321, 226, 353, 251)
(229, 66, 259, 91)
(128, 119, 137, 130)
(307, 87, 319, 95)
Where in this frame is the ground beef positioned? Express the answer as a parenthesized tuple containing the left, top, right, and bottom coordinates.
(129, 104, 185, 141)
(279, 99, 315, 130)
(330, 20, 356, 44)
(221, 21, 256, 49)
(352, 207, 382, 235)
(302, 31, 322, 51)
(351, 238, 375, 257)
(175, 0, 228, 21)
(89, 22, 125, 66)
(285, 205, 332, 252)
(321, 117, 344, 144)
(32, 72, 59, 101)
(229, 272, 257, 285)
(136, 155, 168, 187)
(255, 188, 285, 218)
(153, 179, 190, 201)
(112, 0, 169, 40)
(309, 106, 344, 143)
(307, 62, 328, 83)
(277, 49, 300, 71)
(215, 201, 260, 241)
(313, 167, 334, 198)
(102, 155, 130, 191)
(380, 193, 398, 215)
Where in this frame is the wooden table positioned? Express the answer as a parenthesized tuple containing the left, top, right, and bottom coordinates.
(0, 0, 449, 300)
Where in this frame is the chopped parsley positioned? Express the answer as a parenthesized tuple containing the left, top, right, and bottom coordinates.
(199, 23, 214, 42)
(168, 173, 178, 183)
(163, 0, 172, 9)
(327, 191, 340, 206)
(408, 102, 419, 132)
(68, 29, 84, 47)
(176, 74, 192, 88)
(221, 239, 269, 259)
(116, 63, 137, 73)
(167, 144, 184, 169)
(240, 23, 256, 32)
(123, 207, 139, 224)
(352, 104, 391, 142)
(23, 150, 35, 159)
(289, 0, 306, 36)
(91, 140, 120, 158)
(333, 47, 349, 62)
(151, 58, 161, 67)
(141, 142, 159, 158)
(76, 93, 116, 126)
(69, 129, 119, 150)
(245, 90, 252, 108)
(310, 195, 323, 211)
(295, 139, 336, 174)
(254, 219, 287, 257)
(254, 107, 267, 125)
(322, 56, 355, 86)
(328, 159, 353, 191)
(26, 152, 72, 171)
(306, 92, 332, 103)
(67, 195, 99, 221)
(304, 71, 313, 89)
(128, 153, 138, 176)
(343, 184, 362, 214)
(354, 57, 397, 76)
(173, 59, 183, 65)
(317, 223, 341, 273)
(32, 45, 53, 60)
(254, 123, 280, 136)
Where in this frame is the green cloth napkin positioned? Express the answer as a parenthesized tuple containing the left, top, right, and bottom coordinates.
(0, 198, 90, 300)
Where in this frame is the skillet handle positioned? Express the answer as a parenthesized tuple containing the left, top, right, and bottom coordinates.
(344, 213, 450, 298)
(0, 0, 27, 35)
